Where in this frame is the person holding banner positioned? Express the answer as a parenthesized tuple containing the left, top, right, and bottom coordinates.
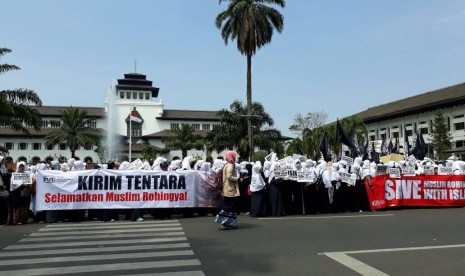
(215, 150, 240, 229)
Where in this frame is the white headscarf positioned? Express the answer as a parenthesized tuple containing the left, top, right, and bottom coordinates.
(169, 160, 182, 171)
(74, 161, 86, 171)
(268, 162, 281, 182)
(194, 160, 205, 170)
(152, 157, 167, 171)
(181, 156, 194, 170)
(119, 161, 130, 170)
(263, 160, 272, 178)
(250, 162, 265, 192)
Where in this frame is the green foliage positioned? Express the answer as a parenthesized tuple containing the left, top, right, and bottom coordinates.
(45, 107, 100, 158)
(0, 47, 42, 133)
(205, 100, 283, 161)
(429, 111, 452, 160)
(162, 124, 203, 159)
(216, 1, 285, 161)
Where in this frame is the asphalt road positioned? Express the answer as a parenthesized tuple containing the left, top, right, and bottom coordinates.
(0, 207, 464, 275)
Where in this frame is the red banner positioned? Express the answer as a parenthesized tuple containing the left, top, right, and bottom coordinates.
(365, 174, 465, 210)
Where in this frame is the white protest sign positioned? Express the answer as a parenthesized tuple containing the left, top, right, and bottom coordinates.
(11, 172, 33, 191)
(376, 165, 388, 175)
(401, 166, 416, 176)
(339, 172, 356, 186)
(388, 168, 401, 179)
(438, 167, 453, 175)
(297, 171, 314, 183)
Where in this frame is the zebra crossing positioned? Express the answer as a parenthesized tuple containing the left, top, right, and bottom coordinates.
(0, 219, 206, 276)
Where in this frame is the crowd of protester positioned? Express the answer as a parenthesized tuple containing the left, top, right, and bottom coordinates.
(0, 153, 462, 227)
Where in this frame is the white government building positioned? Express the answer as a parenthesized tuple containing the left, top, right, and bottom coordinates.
(0, 72, 221, 164)
(1, 72, 465, 163)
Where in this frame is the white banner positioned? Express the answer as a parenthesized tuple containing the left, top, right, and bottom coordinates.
(36, 170, 221, 211)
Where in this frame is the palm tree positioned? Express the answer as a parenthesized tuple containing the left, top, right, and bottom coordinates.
(216, 0, 285, 159)
(162, 124, 203, 159)
(45, 107, 100, 158)
(0, 48, 42, 133)
(206, 100, 282, 161)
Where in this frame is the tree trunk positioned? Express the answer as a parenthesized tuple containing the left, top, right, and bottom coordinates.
(247, 53, 253, 161)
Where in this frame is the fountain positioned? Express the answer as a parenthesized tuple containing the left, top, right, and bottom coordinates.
(103, 83, 119, 162)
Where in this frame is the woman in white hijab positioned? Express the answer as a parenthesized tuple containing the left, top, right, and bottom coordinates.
(249, 162, 268, 217)
(9, 161, 31, 224)
(268, 162, 284, 216)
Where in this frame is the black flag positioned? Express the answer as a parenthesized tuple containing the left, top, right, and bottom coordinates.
(403, 127, 410, 160)
(336, 119, 356, 151)
(319, 132, 332, 162)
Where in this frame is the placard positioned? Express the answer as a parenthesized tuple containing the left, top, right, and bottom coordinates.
(297, 171, 314, 183)
(376, 165, 388, 175)
(438, 167, 453, 175)
(339, 172, 356, 186)
(388, 168, 401, 179)
(401, 166, 416, 176)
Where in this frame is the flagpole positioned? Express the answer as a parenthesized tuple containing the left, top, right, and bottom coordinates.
(129, 109, 132, 161)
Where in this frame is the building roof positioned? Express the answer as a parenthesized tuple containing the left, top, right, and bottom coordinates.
(143, 129, 210, 139)
(353, 82, 465, 123)
(32, 106, 105, 117)
(156, 110, 220, 122)
(116, 72, 160, 98)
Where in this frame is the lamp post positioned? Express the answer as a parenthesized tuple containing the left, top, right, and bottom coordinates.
(241, 114, 261, 162)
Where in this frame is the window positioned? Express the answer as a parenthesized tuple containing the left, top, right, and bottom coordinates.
(454, 114, 464, 119)
(46, 143, 54, 150)
(456, 141, 464, 148)
(132, 92, 137, 99)
(126, 92, 131, 99)
(41, 120, 49, 128)
(145, 93, 150, 100)
(420, 127, 428, 134)
(191, 123, 200, 130)
(369, 135, 376, 141)
(59, 143, 67, 150)
(139, 93, 143, 100)
(170, 123, 179, 130)
(419, 121, 426, 124)
(405, 129, 413, 136)
(127, 122, 142, 138)
(120, 92, 124, 99)
(50, 120, 61, 128)
(454, 122, 465, 130)
(392, 132, 399, 138)
(5, 142, 13, 150)
(380, 133, 386, 140)
(33, 143, 41, 150)
(19, 143, 28, 150)
(84, 143, 93, 150)
(202, 124, 211, 130)
(213, 123, 221, 128)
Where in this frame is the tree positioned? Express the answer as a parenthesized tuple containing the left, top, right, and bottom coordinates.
(429, 111, 452, 160)
(289, 111, 328, 137)
(0, 48, 42, 133)
(216, 0, 285, 160)
(45, 107, 100, 158)
(206, 100, 282, 161)
(162, 124, 203, 159)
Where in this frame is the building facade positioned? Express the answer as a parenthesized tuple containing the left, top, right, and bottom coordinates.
(354, 82, 465, 159)
(0, 72, 221, 164)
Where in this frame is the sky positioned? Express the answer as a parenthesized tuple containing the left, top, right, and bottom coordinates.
(2, 0, 465, 138)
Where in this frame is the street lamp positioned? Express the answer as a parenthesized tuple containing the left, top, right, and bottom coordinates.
(240, 114, 262, 161)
